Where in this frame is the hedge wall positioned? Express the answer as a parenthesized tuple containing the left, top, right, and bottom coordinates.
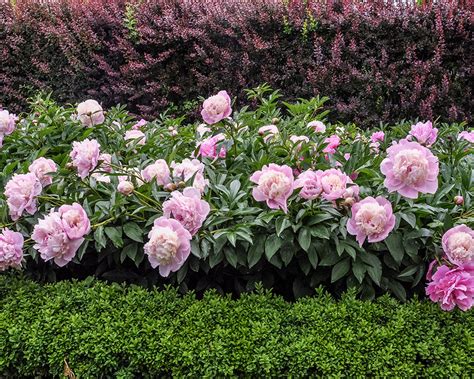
(0, 0, 472, 127)
(0, 275, 473, 377)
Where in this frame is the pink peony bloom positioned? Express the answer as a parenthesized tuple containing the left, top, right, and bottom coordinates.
(294, 170, 322, 200)
(142, 160, 171, 186)
(58, 203, 91, 240)
(323, 134, 341, 154)
(347, 196, 396, 246)
(144, 217, 192, 277)
(250, 164, 294, 213)
(76, 99, 104, 127)
(308, 120, 326, 133)
(408, 121, 438, 146)
(0, 110, 17, 147)
(201, 90, 232, 124)
(0, 229, 24, 270)
(441, 224, 474, 266)
(290, 135, 310, 151)
(99, 153, 112, 173)
(258, 124, 279, 142)
(197, 133, 226, 159)
(426, 264, 474, 311)
(70, 139, 101, 179)
(171, 159, 209, 193)
(28, 157, 57, 187)
(319, 169, 352, 201)
(118, 180, 134, 195)
(132, 119, 147, 130)
(459, 130, 474, 143)
(125, 130, 146, 146)
(163, 187, 210, 235)
(197, 124, 211, 137)
(32, 210, 84, 267)
(4, 173, 42, 221)
(370, 131, 385, 143)
(91, 173, 111, 183)
(380, 139, 439, 199)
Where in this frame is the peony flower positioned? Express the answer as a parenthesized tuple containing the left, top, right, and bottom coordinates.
(426, 264, 474, 311)
(91, 173, 111, 183)
(323, 134, 341, 154)
(408, 121, 438, 146)
(197, 124, 211, 137)
(118, 180, 134, 195)
(294, 170, 322, 200)
(441, 225, 474, 266)
(132, 119, 147, 130)
(459, 130, 474, 143)
(454, 196, 464, 205)
(319, 169, 353, 201)
(76, 99, 105, 127)
(32, 210, 84, 267)
(0, 110, 17, 147)
(308, 120, 326, 133)
(99, 153, 112, 173)
(201, 90, 232, 124)
(28, 157, 57, 187)
(142, 160, 171, 186)
(258, 124, 279, 142)
(70, 139, 101, 179)
(347, 196, 396, 246)
(4, 173, 42, 221)
(125, 130, 146, 146)
(250, 164, 294, 213)
(290, 135, 310, 151)
(171, 159, 209, 194)
(163, 187, 210, 235)
(380, 139, 439, 199)
(197, 133, 226, 159)
(144, 217, 192, 277)
(58, 203, 91, 240)
(0, 229, 24, 270)
(370, 131, 385, 143)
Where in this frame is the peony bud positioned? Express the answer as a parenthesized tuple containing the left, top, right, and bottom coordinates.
(271, 118, 280, 125)
(342, 197, 356, 207)
(164, 183, 177, 192)
(454, 196, 464, 205)
(178, 181, 186, 189)
(117, 181, 134, 196)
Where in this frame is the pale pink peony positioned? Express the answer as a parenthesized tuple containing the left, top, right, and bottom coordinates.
(28, 157, 57, 187)
(4, 173, 42, 221)
(370, 131, 385, 143)
(76, 99, 104, 127)
(319, 169, 352, 201)
(258, 125, 279, 142)
(459, 130, 474, 143)
(0, 110, 17, 147)
(426, 264, 474, 311)
(250, 164, 294, 213)
(32, 210, 84, 267)
(308, 120, 326, 133)
(70, 139, 101, 179)
(132, 119, 147, 130)
(201, 90, 232, 124)
(441, 225, 474, 266)
(58, 203, 91, 240)
(142, 160, 171, 186)
(125, 130, 146, 146)
(347, 196, 395, 246)
(171, 159, 209, 193)
(99, 153, 112, 173)
(380, 139, 439, 199)
(0, 229, 24, 270)
(144, 217, 192, 277)
(294, 170, 322, 200)
(163, 187, 210, 235)
(197, 133, 226, 159)
(323, 134, 341, 154)
(91, 173, 111, 183)
(290, 135, 310, 151)
(197, 124, 212, 137)
(118, 180, 134, 195)
(409, 121, 438, 146)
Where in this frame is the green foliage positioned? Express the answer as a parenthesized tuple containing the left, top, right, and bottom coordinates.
(0, 275, 472, 378)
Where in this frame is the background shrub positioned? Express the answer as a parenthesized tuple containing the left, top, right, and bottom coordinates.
(0, 0, 472, 127)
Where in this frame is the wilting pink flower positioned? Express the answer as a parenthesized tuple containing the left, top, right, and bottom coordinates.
(197, 134, 226, 158)
(58, 203, 91, 240)
(142, 160, 171, 186)
(118, 180, 134, 195)
(32, 210, 84, 267)
(4, 173, 42, 221)
(380, 139, 439, 199)
(171, 159, 209, 193)
(426, 264, 474, 311)
(125, 130, 146, 146)
(347, 196, 395, 246)
(99, 153, 112, 173)
(0, 229, 24, 270)
(70, 139, 100, 179)
(197, 124, 211, 137)
(144, 217, 192, 277)
(323, 134, 341, 154)
(408, 121, 438, 146)
(250, 164, 294, 213)
(319, 169, 352, 201)
(454, 196, 464, 205)
(28, 157, 57, 187)
(201, 90, 232, 124)
(459, 130, 474, 143)
(370, 131, 385, 143)
(76, 99, 104, 127)
(258, 124, 279, 142)
(441, 225, 474, 266)
(132, 119, 147, 130)
(163, 187, 210, 235)
(308, 120, 326, 133)
(0, 110, 17, 147)
(294, 170, 322, 200)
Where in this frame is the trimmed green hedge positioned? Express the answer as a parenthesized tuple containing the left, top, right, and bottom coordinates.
(0, 276, 472, 378)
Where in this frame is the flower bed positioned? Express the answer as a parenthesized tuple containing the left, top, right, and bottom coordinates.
(0, 88, 473, 309)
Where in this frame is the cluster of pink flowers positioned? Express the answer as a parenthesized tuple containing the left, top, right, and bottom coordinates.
(31, 203, 90, 267)
(0, 110, 17, 147)
(0, 229, 24, 270)
(70, 139, 101, 179)
(76, 100, 104, 127)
